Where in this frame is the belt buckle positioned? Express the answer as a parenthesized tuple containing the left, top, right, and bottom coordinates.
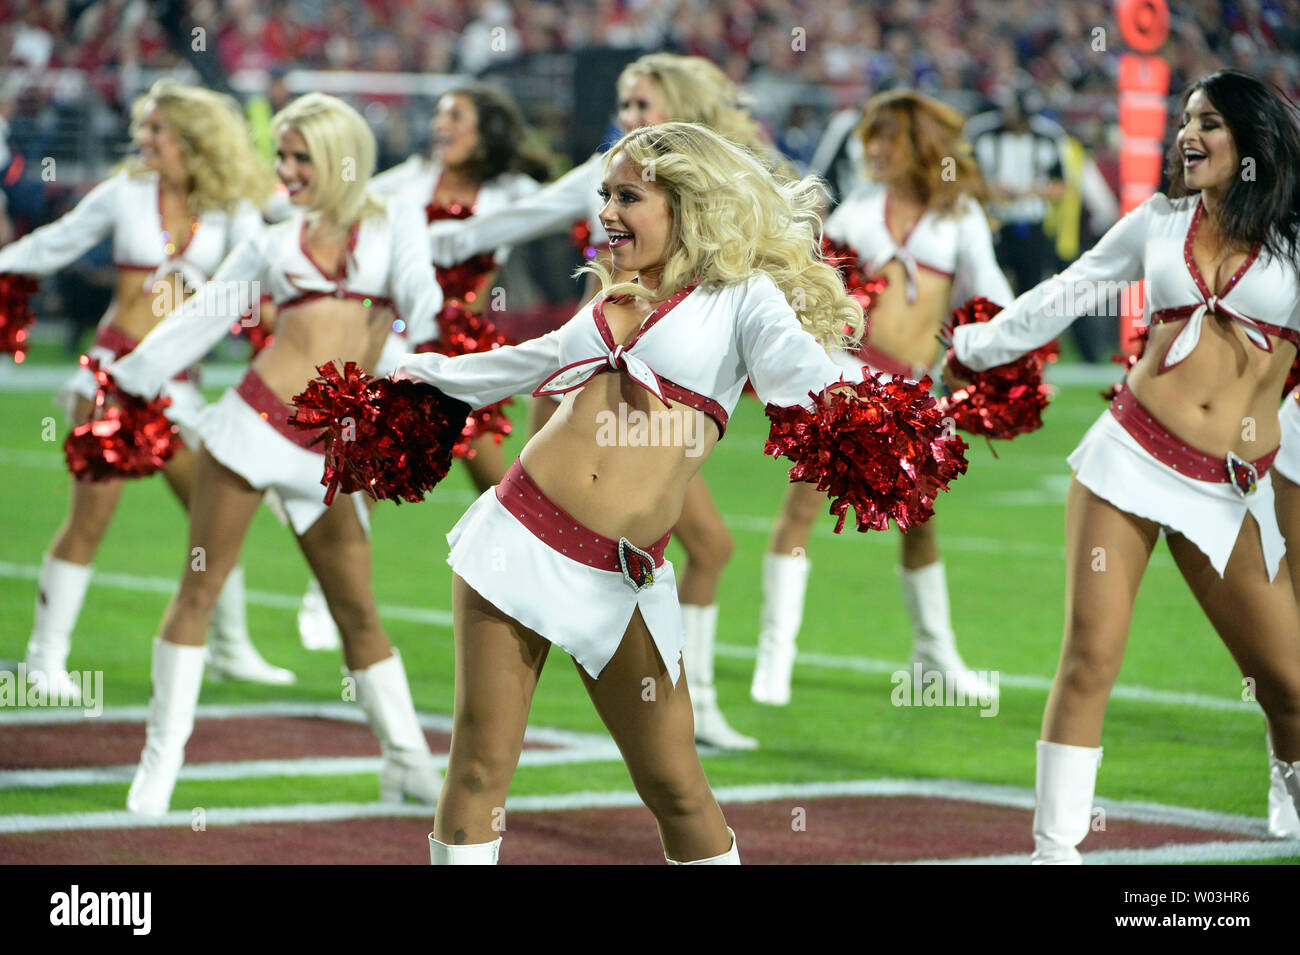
(617, 537, 655, 592)
(1226, 452, 1258, 497)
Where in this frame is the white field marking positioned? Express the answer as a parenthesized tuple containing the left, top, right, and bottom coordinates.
(0, 744, 631, 790)
(0, 560, 456, 628)
(0, 775, 1280, 867)
(0, 564, 1247, 715)
(910, 840, 1300, 865)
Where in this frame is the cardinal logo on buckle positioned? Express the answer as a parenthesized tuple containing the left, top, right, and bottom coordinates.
(617, 538, 656, 592)
(1226, 452, 1258, 497)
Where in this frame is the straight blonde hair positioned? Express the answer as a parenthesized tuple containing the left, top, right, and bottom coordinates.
(271, 93, 384, 228)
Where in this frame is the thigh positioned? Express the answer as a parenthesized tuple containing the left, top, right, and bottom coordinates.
(1060, 477, 1159, 649)
(448, 573, 550, 757)
(575, 607, 700, 782)
(1274, 472, 1300, 599)
(295, 493, 384, 665)
(1166, 514, 1300, 706)
(159, 443, 197, 509)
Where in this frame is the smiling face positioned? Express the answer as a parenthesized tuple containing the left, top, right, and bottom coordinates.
(863, 133, 903, 185)
(1177, 89, 1239, 198)
(617, 75, 670, 133)
(598, 151, 673, 283)
(135, 105, 187, 181)
(431, 92, 481, 169)
(275, 127, 316, 206)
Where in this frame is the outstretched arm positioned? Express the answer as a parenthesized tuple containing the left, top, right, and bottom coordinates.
(109, 238, 267, 399)
(953, 195, 1157, 371)
(0, 175, 119, 276)
(426, 155, 600, 266)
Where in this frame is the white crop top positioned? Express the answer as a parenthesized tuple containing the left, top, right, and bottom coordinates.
(109, 196, 442, 400)
(825, 187, 1012, 308)
(0, 170, 264, 293)
(393, 273, 849, 439)
(954, 193, 1300, 372)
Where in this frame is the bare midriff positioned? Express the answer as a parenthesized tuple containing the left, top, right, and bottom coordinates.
(252, 297, 393, 402)
(520, 294, 717, 548)
(1128, 316, 1293, 459)
(104, 268, 201, 344)
(863, 258, 953, 370)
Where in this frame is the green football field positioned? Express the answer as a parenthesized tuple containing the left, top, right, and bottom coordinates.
(1, 347, 1297, 864)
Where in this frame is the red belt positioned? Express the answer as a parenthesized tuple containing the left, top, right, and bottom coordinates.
(1109, 384, 1275, 492)
(856, 343, 918, 380)
(93, 325, 196, 383)
(235, 369, 324, 452)
(495, 459, 670, 587)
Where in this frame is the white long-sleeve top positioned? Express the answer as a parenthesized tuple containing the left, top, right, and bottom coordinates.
(954, 193, 1300, 372)
(0, 169, 264, 292)
(110, 197, 442, 400)
(370, 154, 541, 266)
(394, 272, 848, 438)
(826, 187, 1013, 308)
(424, 152, 607, 267)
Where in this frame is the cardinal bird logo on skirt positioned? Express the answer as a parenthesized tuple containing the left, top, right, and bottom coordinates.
(1226, 452, 1258, 497)
(618, 538, 656, 592)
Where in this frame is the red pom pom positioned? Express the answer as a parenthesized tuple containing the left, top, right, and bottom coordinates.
(765, 377, 969, 533)
(289, 361, 471, 504)
(821, 237, 887, 319)
(940, 297, 1054, 439)
(414, 300, 514, 458)
(0, 273, 38, 363)
(63, 359, 182, 481)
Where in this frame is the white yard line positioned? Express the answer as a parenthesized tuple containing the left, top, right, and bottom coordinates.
(0, 777, 1290, 867)
(0, 562, 1255, 717)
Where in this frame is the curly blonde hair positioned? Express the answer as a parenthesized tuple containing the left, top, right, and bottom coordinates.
(857, 90, 988, 215)
(617, 54, 784, 169)
(271, 93, 385, 228)
(122, 79, 275, 214)
(582, 123, 863, 350)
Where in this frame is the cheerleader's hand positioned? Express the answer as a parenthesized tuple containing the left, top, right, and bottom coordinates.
(942, 348, 974, 392)
(426, 220, 465, 268)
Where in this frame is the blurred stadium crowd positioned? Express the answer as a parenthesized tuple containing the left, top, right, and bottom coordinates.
(1, 0, 1299, 355)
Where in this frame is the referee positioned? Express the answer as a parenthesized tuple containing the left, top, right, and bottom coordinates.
(965, 87, 1066, 294)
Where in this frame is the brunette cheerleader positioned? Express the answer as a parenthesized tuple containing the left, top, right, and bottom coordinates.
(945, 70, 1300, 862)
(751, 90, 1011, 707)
(107, 94, 444, 814)
(0, 80, 293, 698)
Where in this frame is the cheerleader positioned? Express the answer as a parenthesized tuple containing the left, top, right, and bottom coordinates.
(1270, 394, 1300, 839)
(107, 94, 444, 814)
(945, 70, 1300, 862)
(424, 53, 784, 751)
(293, 84, 550, 652)
(0, 80, 293, 698)
(390, 122, 921, 863)
(750, 91, 1011, 707)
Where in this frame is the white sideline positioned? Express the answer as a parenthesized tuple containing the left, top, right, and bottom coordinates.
(0, 776, 1292, 866)
(0, 561, 1258, 717)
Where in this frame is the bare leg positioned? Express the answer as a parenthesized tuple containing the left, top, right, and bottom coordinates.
(675, 473, 734, 606)
(1273, 472, 1300, 600)
(768, 481, 822, 557)
(434, 574, 550, 845)
(576, 610, 732, 862)
(899, 516, 939, 569)
(1043, 479, 1159, 745)
(1167, 515, 1300, 760)
(158, 448, 264, 647)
